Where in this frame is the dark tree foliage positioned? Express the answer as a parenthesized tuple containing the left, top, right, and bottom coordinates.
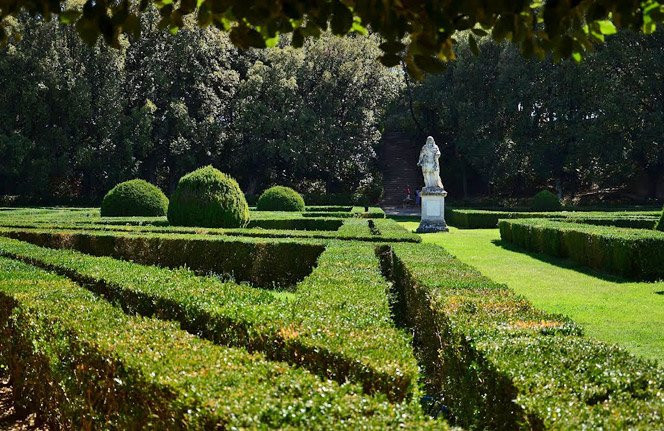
(389, 30, 664, 201)
(532, 190, 562, 211)
(1, 0, 663, 78)
(0, 14, 397, 202)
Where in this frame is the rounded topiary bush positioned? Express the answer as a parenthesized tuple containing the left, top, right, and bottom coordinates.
(532, 190, 562, 211)
(655, 206, 664, 231)
(167, 166, 249, 228)
(256, 186, 305, 212)
(100, 179, 168, 217)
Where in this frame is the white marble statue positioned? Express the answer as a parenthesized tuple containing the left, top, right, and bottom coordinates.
(417, 136, 444, 189)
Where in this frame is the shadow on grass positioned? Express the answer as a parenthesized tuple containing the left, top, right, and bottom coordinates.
(387, 215, 420, 223)
(655, 291, 664, 296)
(490, 239, 632, 284)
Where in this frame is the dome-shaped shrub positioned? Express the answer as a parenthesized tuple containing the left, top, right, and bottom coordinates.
(655, 206, 664, 232)
(532, 190, 562, 211)
(167, 166, 249, 228)
(256, 186, 305, 212)
(100, 179, 168, 217)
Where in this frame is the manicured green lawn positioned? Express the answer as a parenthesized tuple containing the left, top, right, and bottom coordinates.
(399, 223, 664, 363)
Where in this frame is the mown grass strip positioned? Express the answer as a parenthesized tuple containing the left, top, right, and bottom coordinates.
(0, 237, 420, 402)
(0, 257, 439, 429)
(499, 219, 664, 280)
(378, 242, 664, 430)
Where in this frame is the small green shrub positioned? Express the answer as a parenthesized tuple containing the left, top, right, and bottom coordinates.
(100, 179, 168, 217)
(655, 206, 664, 231)
(531, 190, 562, 211)
(256, 186, 305, 211)
(168, 166, 249, 228)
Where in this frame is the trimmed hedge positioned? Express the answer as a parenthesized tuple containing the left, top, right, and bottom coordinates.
(100, 179, 168, 217)
(247, 217, 342, 231)
(378, 242, 664, 429)
(0, 217, 421, 243)
(446, 208, 659, 229)
(256, 186, 305, 212)
(304, 207, 386, 219)
(352, 206, 386, 218)
(0, 228, 323, 289)
(306, 206, 353, 212)
(531, 190, 561, 211)
(0, 257, 439, 429)
(0, 237, 421, 402)
(571, 216, 657, 229)
(499, 219, 664, 280)
(445, 209, 560, 228)
(656, 206, 664, 231)
(168, 166, 249, 228)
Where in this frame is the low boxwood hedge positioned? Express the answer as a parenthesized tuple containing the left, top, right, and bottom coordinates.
(656, 206, 664, 231)
(445, 209, 561, 228)
(0, 228, 324, 289)
(306, 206, 353, 212)
(256, 186, 306, 212)
(247, 217, 342, 231)
(571, 216, 657, 229)
(378, 242, 664, 429)
(0, 218, 421, 243)
(0, 237, 421, 402)
(447, 209, 659, 229)
(499, 219, 664, 280)
(0, 257, 439, 429)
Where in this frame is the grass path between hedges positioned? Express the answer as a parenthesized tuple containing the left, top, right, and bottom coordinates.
(398, 223, 664, 363)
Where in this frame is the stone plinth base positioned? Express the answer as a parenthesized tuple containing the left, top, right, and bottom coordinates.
(416, 188, 449, 233)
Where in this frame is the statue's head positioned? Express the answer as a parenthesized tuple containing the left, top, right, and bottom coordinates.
(426, 136, 435, 146)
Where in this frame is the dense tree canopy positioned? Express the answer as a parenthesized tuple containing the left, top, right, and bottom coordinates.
(1, 0, 663, 77)
(388, 30, 664, 202)
(0, 14, 398, 203)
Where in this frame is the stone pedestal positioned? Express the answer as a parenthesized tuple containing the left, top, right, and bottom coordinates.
(416, 187, 449, 233)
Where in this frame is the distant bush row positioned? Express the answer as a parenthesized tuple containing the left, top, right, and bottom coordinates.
(447, 208, 660, 229)
(499, 219, 664, 280)
(101, 167, 306, 227)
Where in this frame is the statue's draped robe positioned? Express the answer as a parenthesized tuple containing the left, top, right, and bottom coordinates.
(418, 143, 443, 188)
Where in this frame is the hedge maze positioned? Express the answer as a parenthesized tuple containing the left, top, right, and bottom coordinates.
(0, 207, 662, 429)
